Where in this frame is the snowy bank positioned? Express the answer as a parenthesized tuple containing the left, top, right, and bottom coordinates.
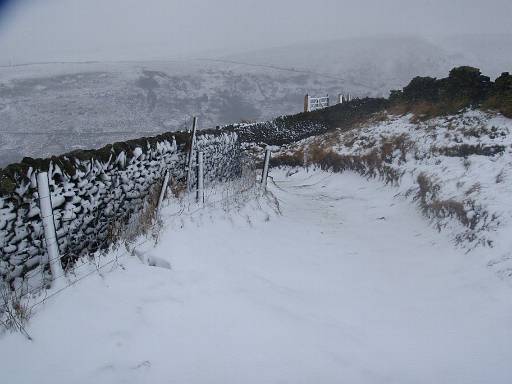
(0, 170, 511, 383)
(271, 110, 512, 276)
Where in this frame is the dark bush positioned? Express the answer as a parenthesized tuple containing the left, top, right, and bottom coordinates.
(483, 72, 512, 117)
(493, 72, 512, 93)
(402, 76, 439, 102)
(439, 66, 491, 103)
(389, 66, 506, 118)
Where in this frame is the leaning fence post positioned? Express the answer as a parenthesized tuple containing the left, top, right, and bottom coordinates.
(304, 94, 310, 112)
(36, 172, 64, 285)
(156, 170, 170, 217)
(196, 151, 204, 204)
(261, 148, 271, 190)
(186, 116, 198, 191)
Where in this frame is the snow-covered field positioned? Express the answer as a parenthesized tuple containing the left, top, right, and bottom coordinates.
(1, 169, 511, 383)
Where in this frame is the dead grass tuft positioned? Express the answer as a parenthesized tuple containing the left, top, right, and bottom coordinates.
(0, 284, 32, 339)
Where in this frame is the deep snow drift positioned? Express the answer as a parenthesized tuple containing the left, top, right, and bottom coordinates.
(1, 169, 511, 383)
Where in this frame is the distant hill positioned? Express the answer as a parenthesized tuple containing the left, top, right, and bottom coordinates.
(222, 35, 512, 95)
(1, 34, 511, 166)
(0, 60, 347, 166)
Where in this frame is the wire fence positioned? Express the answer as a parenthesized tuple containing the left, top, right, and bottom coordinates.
(1, 153, 262, 316)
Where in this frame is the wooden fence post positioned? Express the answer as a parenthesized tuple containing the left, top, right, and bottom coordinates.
(338, 93, 343, 104)
(186, 116, 198, 192)
(156, 170, 170, 217)
(261, 148, 271, 190)
(196, 151, 204, 204)
(36, 172, 64, 285)
(304, 94, 310, 112)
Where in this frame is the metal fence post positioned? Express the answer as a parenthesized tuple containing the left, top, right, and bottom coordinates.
(261, 148, 271, 190)
(36, 172, 64, 285)
(186, 116, 198, 191)
(156, 170, 170, 217)
(196, 151, 204, 204)
(304, 94, 310, 112)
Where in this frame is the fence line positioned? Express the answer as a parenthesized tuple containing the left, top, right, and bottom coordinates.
(261, 148, 271, 189)
(1, 145, 261, 316)
(186, 116, 198, 191)
(4, 159, 259, 312)
(0, 126, 243, 294)
(3, 101, 318, 314)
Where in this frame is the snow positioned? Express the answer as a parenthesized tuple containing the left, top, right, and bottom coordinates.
(278, 110, 512, 259)
(1, 169, 511, 383)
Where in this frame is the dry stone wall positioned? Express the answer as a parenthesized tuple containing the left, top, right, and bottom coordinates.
(0, 131, 240, 292)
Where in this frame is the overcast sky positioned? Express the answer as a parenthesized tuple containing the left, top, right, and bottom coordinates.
(0, 0, 511, 64)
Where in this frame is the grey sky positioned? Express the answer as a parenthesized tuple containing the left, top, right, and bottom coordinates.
(0, 0, 511, 64)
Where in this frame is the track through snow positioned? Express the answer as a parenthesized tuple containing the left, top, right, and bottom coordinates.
(1, 170, 512, 383)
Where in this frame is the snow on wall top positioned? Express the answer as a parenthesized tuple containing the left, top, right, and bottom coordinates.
(0, 129, 241, 292)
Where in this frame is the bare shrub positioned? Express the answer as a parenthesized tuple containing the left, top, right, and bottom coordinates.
(415, 173, 440, 207)
(380, 134, 413, 163)
(462, 125, 493, 139)
(415, 173, 468, 227)
(387, 103, 410, 116)
(496, 169, 505, 184)
(463, 157, 471, 171)
(368, 111, 389, 123)
(435, 144, 505, 157)
(121, 181, 163, 246)
(341, 131, 358, 148)
(429, 199, 470, 227)
(270, 152, 304, 168)
(413, 173, 498, 245)
(169, 176, 187, 198)
(405, 98, 471, 122)
(465, 183, 481, 196)
(409, 101, 441, 122)
(303, 145, 401, 185)
(0, 284, 32, 339)
(105, 218, 124, 252)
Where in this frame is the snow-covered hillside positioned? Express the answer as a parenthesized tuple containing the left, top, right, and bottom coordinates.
(1, 170, 511, 383)
(0, 60, 346, 167)
(2, 34, 511, 167)
(273, 109, 512, 279)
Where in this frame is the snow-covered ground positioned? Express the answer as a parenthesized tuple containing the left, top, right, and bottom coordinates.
(274, 110, 512, 276)
(1, 169, 511, 383)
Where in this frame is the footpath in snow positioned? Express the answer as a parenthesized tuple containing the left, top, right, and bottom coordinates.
(1, 169, 511, 383)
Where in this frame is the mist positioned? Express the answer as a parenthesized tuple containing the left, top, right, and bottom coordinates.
(0, 0, 511, 64)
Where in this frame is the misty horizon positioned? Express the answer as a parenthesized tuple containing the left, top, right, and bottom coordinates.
(0, 0, 511, 65)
